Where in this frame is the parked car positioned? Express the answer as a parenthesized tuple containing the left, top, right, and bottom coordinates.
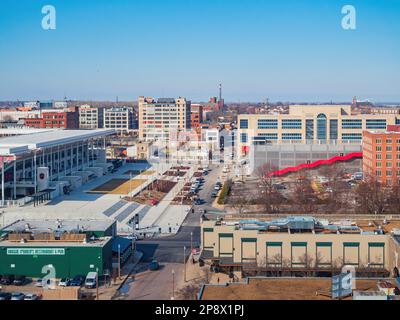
(24, 293, 40, 301)
(13, 275, 27, 286)
(35, 278, 50, 287)
(0, 274, 15, 285)
(11, 292, 25, 300)
(211, 191, 218, 198)
(214, 185, 221, 191)
(70, 275, 85, 287)
(0, 292, 12, 300)
(85, 272, 97, 289)
(58, 278, 71, 287)
(148, 260, 160, 271)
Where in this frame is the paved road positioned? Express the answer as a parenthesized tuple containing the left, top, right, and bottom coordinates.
(119, 164, 223, 300)
(136, 164, 223, 264)
(117, 263, 184, 300)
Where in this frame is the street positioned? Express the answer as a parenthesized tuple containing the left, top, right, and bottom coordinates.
(118, 163, 224, 299)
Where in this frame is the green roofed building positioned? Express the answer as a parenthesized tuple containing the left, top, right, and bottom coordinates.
(0, 219, 116, 278)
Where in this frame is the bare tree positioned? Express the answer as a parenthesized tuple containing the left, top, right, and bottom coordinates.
(354, 175, 388, 215)
(255, 163, 284, 214)
(291, 174, 318, 214)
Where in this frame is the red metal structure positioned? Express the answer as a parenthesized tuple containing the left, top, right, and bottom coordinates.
(267, 152, 363, 177)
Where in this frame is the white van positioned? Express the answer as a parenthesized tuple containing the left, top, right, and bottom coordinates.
(85, 271, 97, 289)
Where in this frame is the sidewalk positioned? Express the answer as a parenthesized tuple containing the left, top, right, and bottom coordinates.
(97, 250, 143, 300)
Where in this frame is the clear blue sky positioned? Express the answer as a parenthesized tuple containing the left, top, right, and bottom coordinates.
(0, 0, 399, 102)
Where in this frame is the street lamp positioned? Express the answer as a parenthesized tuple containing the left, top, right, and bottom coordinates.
(118, 244, 121, 279)
(171, 269, 175, 300)
(183, 245, 187, 282)
(96, 267, 99, 300)
(190, 231, 193, 256)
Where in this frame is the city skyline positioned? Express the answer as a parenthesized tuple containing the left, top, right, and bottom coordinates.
(0, 0, 399, 102)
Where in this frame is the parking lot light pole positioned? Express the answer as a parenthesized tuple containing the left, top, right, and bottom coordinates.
(190, 232, 193, 256)
(96, 267, 99, 300)
(171, 269, 175, 300)
(184, 245, 187, 282)
(118, 244, 121, 279)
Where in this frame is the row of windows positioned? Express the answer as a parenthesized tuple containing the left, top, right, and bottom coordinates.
(342, 119, 362, 129)
(376, 154, 400, 160)
(282, 119, 302, 129)
(375, 162, 400, 168)
(258, 119, 278, 129)
(342, 133, 362, 141)
(282, 133, 302, 140)
(240, 118, 393, 131)
(375, 139, 400, 145)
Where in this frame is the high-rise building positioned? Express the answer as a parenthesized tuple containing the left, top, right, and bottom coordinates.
(237, 105, 399, 156)
(103, 106, 136, 133)
(363, 125, 400, 185)
(79, 105, 104, 129)
(138, 96, 191, 141)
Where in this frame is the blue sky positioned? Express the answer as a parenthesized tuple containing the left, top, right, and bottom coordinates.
(0, 0, 399, 102)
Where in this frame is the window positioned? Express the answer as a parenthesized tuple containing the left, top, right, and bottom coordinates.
(386, 146, 392, 151)
(366, 119, 386, 129)
(306, 119, 314, 140)
(376, 139, 382, 144)
(376, 170, 381, 177)
(256, 133, 278, 140)
(386, 154, 392, 160)
(239, 119, 248, 129)
(387, 170, 392, 176)
(387, 162, 392, 168)
(258, 119, 278, 129)
(376, 146, 382, 151)
(282, 133, 302, 140)
(240, 133, 248, 143)
(342, 133, 362, 141)
(342, 119, 362, 129)
(317, 114, 327, 140)
(376, 162, 382, 167)
(282, 119, 302, 129)
(330, 119, 338, 140)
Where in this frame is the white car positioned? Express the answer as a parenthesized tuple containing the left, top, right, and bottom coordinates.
(24, 293, 40, 300)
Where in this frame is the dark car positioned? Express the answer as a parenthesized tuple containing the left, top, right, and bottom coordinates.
(211, 191, 218, 198)
(148, 260, 160, 271)
(0, 274, 15, 285)
(70, 275, 85, 287)
(13, 275, 27, 286)
(0, 292, 12, 300)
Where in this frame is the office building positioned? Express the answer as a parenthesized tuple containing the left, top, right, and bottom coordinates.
(237, 105, 399, 157)
(79, 105, 104, 129)
(23, 107, 79, 129)
(191, 104, 203, 128)
(104, 106, 136, 133)
(138, 96, 191, 141)
(363, 125, 400, 185)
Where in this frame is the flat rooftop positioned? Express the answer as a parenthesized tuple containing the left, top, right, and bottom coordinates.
(200, 278, 389, 300)
(2, 218, 115, 234)
(0, 237, 112, 248)
(0, 129, 116, 155)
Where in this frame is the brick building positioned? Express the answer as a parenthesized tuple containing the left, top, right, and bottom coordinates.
(24, 108, 79, 129)
(362, 125, 400, 185)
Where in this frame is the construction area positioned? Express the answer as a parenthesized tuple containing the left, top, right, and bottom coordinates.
(199, 277, 396, 300)
(131, 180, 177, 206)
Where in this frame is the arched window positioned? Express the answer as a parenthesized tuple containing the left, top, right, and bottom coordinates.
(317, 114, 327, 141)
